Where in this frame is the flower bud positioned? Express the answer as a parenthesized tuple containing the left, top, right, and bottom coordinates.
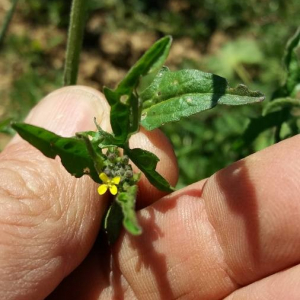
(125, 170, 133, 178)
(104, 168, 112, 177)
(108, 153, 116, 162)
(122, 155, 129, 164)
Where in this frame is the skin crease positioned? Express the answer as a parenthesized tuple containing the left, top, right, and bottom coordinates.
(0, 86, 299, 300)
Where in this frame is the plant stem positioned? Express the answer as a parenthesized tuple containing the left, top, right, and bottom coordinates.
(0, 0, 19, 47)
(63, 0, 88, 86)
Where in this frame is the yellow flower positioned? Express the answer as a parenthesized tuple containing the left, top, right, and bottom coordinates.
(98, 172, 121, 195)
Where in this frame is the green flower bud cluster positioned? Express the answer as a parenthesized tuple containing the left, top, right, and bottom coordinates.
(102, 147, 140, 192)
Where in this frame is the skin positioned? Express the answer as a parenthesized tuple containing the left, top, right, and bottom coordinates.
(0, 86, 299, 300)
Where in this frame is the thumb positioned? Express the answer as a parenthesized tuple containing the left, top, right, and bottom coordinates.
(0, 86, 110, 300)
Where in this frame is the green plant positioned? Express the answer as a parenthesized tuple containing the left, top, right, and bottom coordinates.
(4, 0, 300, 245)
(237, 27, 300, 151)
(63, 0, 88, 85)
(12, 34, 264, 243)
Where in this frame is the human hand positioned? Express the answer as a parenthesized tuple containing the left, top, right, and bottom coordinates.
(0, 86, 177, 300)
(1, 87, 299, 299)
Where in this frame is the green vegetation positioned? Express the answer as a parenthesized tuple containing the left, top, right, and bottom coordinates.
(11, 33, 265, 241)
(1, 0, 300, 191)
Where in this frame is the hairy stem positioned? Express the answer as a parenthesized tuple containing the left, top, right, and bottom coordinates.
(0, 0, 19, 47)
(63, 0, 88, 86)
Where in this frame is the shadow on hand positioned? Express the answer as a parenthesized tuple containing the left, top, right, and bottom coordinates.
(214, 159, 261, 270)
(46, 188, 203, 300)
(112, 187, 203, 300)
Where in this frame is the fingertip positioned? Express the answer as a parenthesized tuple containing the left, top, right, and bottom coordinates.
(10, 86, 111, 145)
(0, 86, 112, 299)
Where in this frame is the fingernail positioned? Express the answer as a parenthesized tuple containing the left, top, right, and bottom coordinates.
(24, 86, 110, 137)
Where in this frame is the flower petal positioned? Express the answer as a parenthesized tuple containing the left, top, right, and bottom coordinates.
(109, 185, 118, 195)
(99, 173, 109, 183)
(98, 184, 108, 195)
(111, 176, 121, 185)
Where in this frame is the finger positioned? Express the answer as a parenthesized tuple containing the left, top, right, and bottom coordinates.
(203, 135, 300, 285)
(46, 236, 137, 300)
(0, 86, 110, 300)
(114, 182, 233, 300)
(46, 107, 179, 299)
(113, 136, 300, 299)
(49, 180, 231, 300)
(224, 264, 300, 300)
(129, 127, 178, 208)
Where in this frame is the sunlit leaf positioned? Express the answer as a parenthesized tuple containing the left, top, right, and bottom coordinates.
(104, 36, 172, 142)
(116, 185, 141, 235)
(117, 35, 172, 95)
(12, 122, 100, 182)
(140, 69, 264, 130)
(126, 147, 174, 192)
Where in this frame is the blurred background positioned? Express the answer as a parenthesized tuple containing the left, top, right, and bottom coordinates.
(0, 0, 299, 187)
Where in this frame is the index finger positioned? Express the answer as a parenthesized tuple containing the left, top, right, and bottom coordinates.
(203, 134, 300, 285)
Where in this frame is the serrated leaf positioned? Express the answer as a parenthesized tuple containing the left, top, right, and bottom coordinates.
(126, 148, 174, 192)
(116, 185, 141, 235)
(12, 122, 100, 182)
(140, 69, 264, 130)
(103, 36, 172, 142)
(103, 201, 124, 244)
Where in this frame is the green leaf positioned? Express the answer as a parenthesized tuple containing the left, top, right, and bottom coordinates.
(103, 36, 172, 142)
(103, 86, 119, 106)
(263, 97, 300, 115)
(116, 185, 141, 235)
(117, 35, 172, 95)
(12, 122, 100, 182)
(103, 92, 142, 144)
(140, 69, 265, 130)
(83, 124, 123, 149)
(103, 201, 124, 244)
(126, 148, 174, 192)
(101, 90, 132, 144)
(283, 27, 300, 97)
(75, 132, 105, 174)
